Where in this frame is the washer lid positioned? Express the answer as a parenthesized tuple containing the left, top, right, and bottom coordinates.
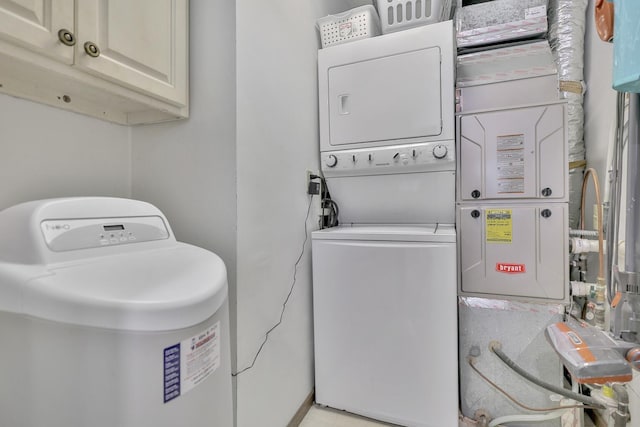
(312, 224, 456, 243)
(21, 243, 228, 332)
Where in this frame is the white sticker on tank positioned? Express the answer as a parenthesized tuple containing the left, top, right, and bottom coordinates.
(181, 321, 221, 395)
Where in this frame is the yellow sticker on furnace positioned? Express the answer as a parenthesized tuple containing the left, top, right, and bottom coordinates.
(486, 209, 512, 243)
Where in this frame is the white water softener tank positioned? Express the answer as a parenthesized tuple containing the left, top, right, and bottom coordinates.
(0, 197, 233, 427)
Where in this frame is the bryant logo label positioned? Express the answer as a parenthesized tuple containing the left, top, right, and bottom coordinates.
(496, 263, 526, 273)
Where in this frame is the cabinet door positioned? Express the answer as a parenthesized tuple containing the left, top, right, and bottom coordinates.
(75, 0, 188, 107)
(0, 0, 74, 63)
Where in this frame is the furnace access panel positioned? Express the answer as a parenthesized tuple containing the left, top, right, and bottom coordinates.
(458, 103, 567, 202)
(457, 204, 568, 301)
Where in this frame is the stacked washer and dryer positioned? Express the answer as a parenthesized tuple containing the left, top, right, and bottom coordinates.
(312, 21, 458, 426)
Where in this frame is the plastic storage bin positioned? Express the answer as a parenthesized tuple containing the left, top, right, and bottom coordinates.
(376, 0, 453, 34)
(613, 0, 640, 92)
(317, 5, 381, 48)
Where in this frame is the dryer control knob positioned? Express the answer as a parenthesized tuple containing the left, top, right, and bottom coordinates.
(326, 154, 338, 168)
(432, 144, 448, 159)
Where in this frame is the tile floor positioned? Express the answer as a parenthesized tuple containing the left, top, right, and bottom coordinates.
(300, 405, 597, 427)
(299, 406, 395, 427)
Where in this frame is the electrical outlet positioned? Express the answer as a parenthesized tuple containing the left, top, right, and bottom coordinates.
(306, 170, 321, 195)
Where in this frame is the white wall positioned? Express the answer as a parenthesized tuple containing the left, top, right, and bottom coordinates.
(0, 95, 131, 209)
(234, 1, 321, 425)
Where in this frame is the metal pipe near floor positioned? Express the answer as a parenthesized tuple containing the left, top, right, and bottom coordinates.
(612, 384, 630, 427)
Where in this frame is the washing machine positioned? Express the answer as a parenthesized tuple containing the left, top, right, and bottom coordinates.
(313, 21, 458, 426)
(0, 197, 233, 427)
(312, 225, 457, 426)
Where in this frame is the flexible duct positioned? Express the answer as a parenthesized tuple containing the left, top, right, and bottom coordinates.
(487, 410, 567, 427)
(548, 0, 589, 228)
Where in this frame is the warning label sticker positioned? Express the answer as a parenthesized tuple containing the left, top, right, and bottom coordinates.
(163, 344, 181, 403)
(496, 134, 525, 194)
(181, 321, 221, 395)
(163, 321, 221, 404)
(486, 209, 512, 243)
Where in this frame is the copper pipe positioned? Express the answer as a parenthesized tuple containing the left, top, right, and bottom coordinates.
(580, 168, 605, 281)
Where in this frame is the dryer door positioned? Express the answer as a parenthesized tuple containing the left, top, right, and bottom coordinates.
(318, 21, 455, 151)
(327, 47, 442, 146)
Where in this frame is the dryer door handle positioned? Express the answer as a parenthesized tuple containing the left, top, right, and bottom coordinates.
(338, 94, 350, 115)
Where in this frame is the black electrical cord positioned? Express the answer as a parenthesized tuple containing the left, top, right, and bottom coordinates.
(311, 174, 339, 229)
(232, 195, 314, 377)
(322, 198, 339, 228)
(490, 344, 605, 409)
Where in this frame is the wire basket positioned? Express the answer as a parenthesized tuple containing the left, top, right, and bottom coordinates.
(317, 5, 381, 48)
(377, 0, 453, 34)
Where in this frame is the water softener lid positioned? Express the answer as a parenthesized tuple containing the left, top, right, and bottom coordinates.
(21, 243, 228, 331)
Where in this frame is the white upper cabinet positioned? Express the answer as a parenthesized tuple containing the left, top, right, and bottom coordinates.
(0, 0, 74, 63)
(75, 0, 187, 107)
(0, 0, 189, 125)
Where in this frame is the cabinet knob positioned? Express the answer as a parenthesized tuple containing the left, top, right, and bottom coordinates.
(58, 29, 76, 46)
(84, 41, 101, 58)
(471, 190, 481, 199)
(541, 187, 553, 197)
(541, 209, 552, 218)
(471, 210, 481, 219)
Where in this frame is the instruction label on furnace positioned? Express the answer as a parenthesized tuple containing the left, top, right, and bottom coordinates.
(496, 134, 525, 194)
(486, 209, 512, 243)
(525, 5, 547, 19)
(163, 321, 221, 403)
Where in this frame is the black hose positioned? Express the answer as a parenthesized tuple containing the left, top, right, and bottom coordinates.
(490, 344, 605, 409)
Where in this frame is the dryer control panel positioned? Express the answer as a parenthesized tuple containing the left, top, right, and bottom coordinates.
(41, 216, 170, 252)
(322, 141, 455, 177)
